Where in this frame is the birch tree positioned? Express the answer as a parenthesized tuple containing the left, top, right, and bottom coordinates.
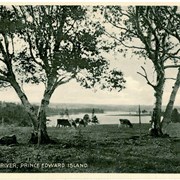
(0, 6, 125, 143)
(104, 6, 180, 136)
(151, 6, 180, 129)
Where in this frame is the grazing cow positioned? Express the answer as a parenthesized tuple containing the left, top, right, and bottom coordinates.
(75, 118, 81, 124)
(79, 119, 87, 127)
(83, 114, 91, 124)
(91, 115, 99, 124)
(74, 118, 87, 127)
(56, 119, 71, 127)
(71, 120, 77, 128)
(119, 119, 133, 128)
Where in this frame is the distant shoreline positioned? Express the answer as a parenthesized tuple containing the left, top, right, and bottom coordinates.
(106, 114, 151, 117)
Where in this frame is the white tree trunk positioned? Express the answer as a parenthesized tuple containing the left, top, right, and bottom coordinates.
(161, 68, 180, 130)
(153, 86, 164, 136)
(37, 92, 51, 144)
(151, 67, 165, 136)
(36, 79, 57, 144)
(10, 79, 38, 131)
(10, 74, 57, 144)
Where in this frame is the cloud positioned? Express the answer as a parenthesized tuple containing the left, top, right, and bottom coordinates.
(49, 76, 155, 105)
(114, 76, 154, 105)
(0, 71, 179, 106)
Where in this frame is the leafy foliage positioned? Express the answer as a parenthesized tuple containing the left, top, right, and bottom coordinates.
(0, 6, 125, 138)
(0, 5, 125, 91)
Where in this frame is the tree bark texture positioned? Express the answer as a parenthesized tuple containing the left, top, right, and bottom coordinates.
(37, 94, 51, 144)
(151, 66, 165, 136)
(10, 79, 38, 132)
(152, 88, 163, 136)
(30, 80, 57, 144)
(10, 77, 52, 144)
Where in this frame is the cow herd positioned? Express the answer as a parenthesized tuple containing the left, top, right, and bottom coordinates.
(55, 115, 134, 129)
(56, 114, 99, 128)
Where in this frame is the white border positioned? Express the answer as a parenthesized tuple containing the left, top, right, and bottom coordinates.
(0, 1, 180, 179)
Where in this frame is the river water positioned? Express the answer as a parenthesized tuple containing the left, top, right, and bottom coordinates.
(47, 111, 151, 127)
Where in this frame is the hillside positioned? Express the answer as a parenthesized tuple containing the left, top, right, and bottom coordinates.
(48, 103, 180, 113)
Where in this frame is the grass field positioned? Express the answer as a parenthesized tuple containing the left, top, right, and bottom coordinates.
(0, 124, 180, 173)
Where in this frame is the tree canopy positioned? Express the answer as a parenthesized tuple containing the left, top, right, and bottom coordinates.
(0, 5, 126, 143)
(103, 6, 180, 135)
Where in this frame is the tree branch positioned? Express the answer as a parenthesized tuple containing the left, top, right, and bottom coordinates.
(26, 32, 44, 68)
(165, 78, 176, 80)
(57, 69, 79, 86)
(53, 7, 66, 52)
(57, 76, 72, 86)
(0, 75, 9, 82)
(103, 8, 125, 32)
(0, 40, 7, 58)
(104, 30, 145, 50)
(137, 66, 155, 89)
(164, 65, 180, 69)
(11, 35, 15, 56)
(64, 19, 77, 36)
(134, 8, 155, 60)
(2, 33, 9, 57)
(0, 69, 7, 76)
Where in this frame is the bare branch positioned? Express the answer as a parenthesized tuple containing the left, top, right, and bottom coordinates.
(105, 17, 128, 31)
(57, 76, 72, 86)
(104, 30, 145, 50)
(0, 57, 4, 62)
(166, 55, 180, 60)
(164, 65, 180, 69)
(0, 75, 9, 82)
(169, 47, 180, 56)
(57, 69, 80, 86)
(137, 66, 156, 89)
(165, 78, 176, 80)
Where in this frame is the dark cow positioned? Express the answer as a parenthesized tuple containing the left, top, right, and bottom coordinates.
(75, 118, 81, 124)
(83, 114, 91, 124)
(56, 119, 71, 127)
(79, 119, 87, 127)
(74, 118, 87, 127)
(91, 115, 99, 124)
(71, 120, 77, 128)
(119, 119, 133, 128)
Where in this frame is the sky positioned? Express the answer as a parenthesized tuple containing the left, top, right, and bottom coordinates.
(0, 3, 180, 106)
(0, 51, 179, 106)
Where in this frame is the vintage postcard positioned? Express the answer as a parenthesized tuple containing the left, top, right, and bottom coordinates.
(0, 1, 180, 179)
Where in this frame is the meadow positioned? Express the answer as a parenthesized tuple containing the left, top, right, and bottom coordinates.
(0, 124, 179, 173)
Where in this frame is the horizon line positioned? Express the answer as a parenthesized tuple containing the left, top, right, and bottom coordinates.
(1, 100, 180, 107)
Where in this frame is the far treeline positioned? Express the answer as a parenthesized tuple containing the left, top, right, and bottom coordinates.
(0, 102, 103, 126)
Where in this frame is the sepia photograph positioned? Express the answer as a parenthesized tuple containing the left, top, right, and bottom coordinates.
(0, 2, 180, 177)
